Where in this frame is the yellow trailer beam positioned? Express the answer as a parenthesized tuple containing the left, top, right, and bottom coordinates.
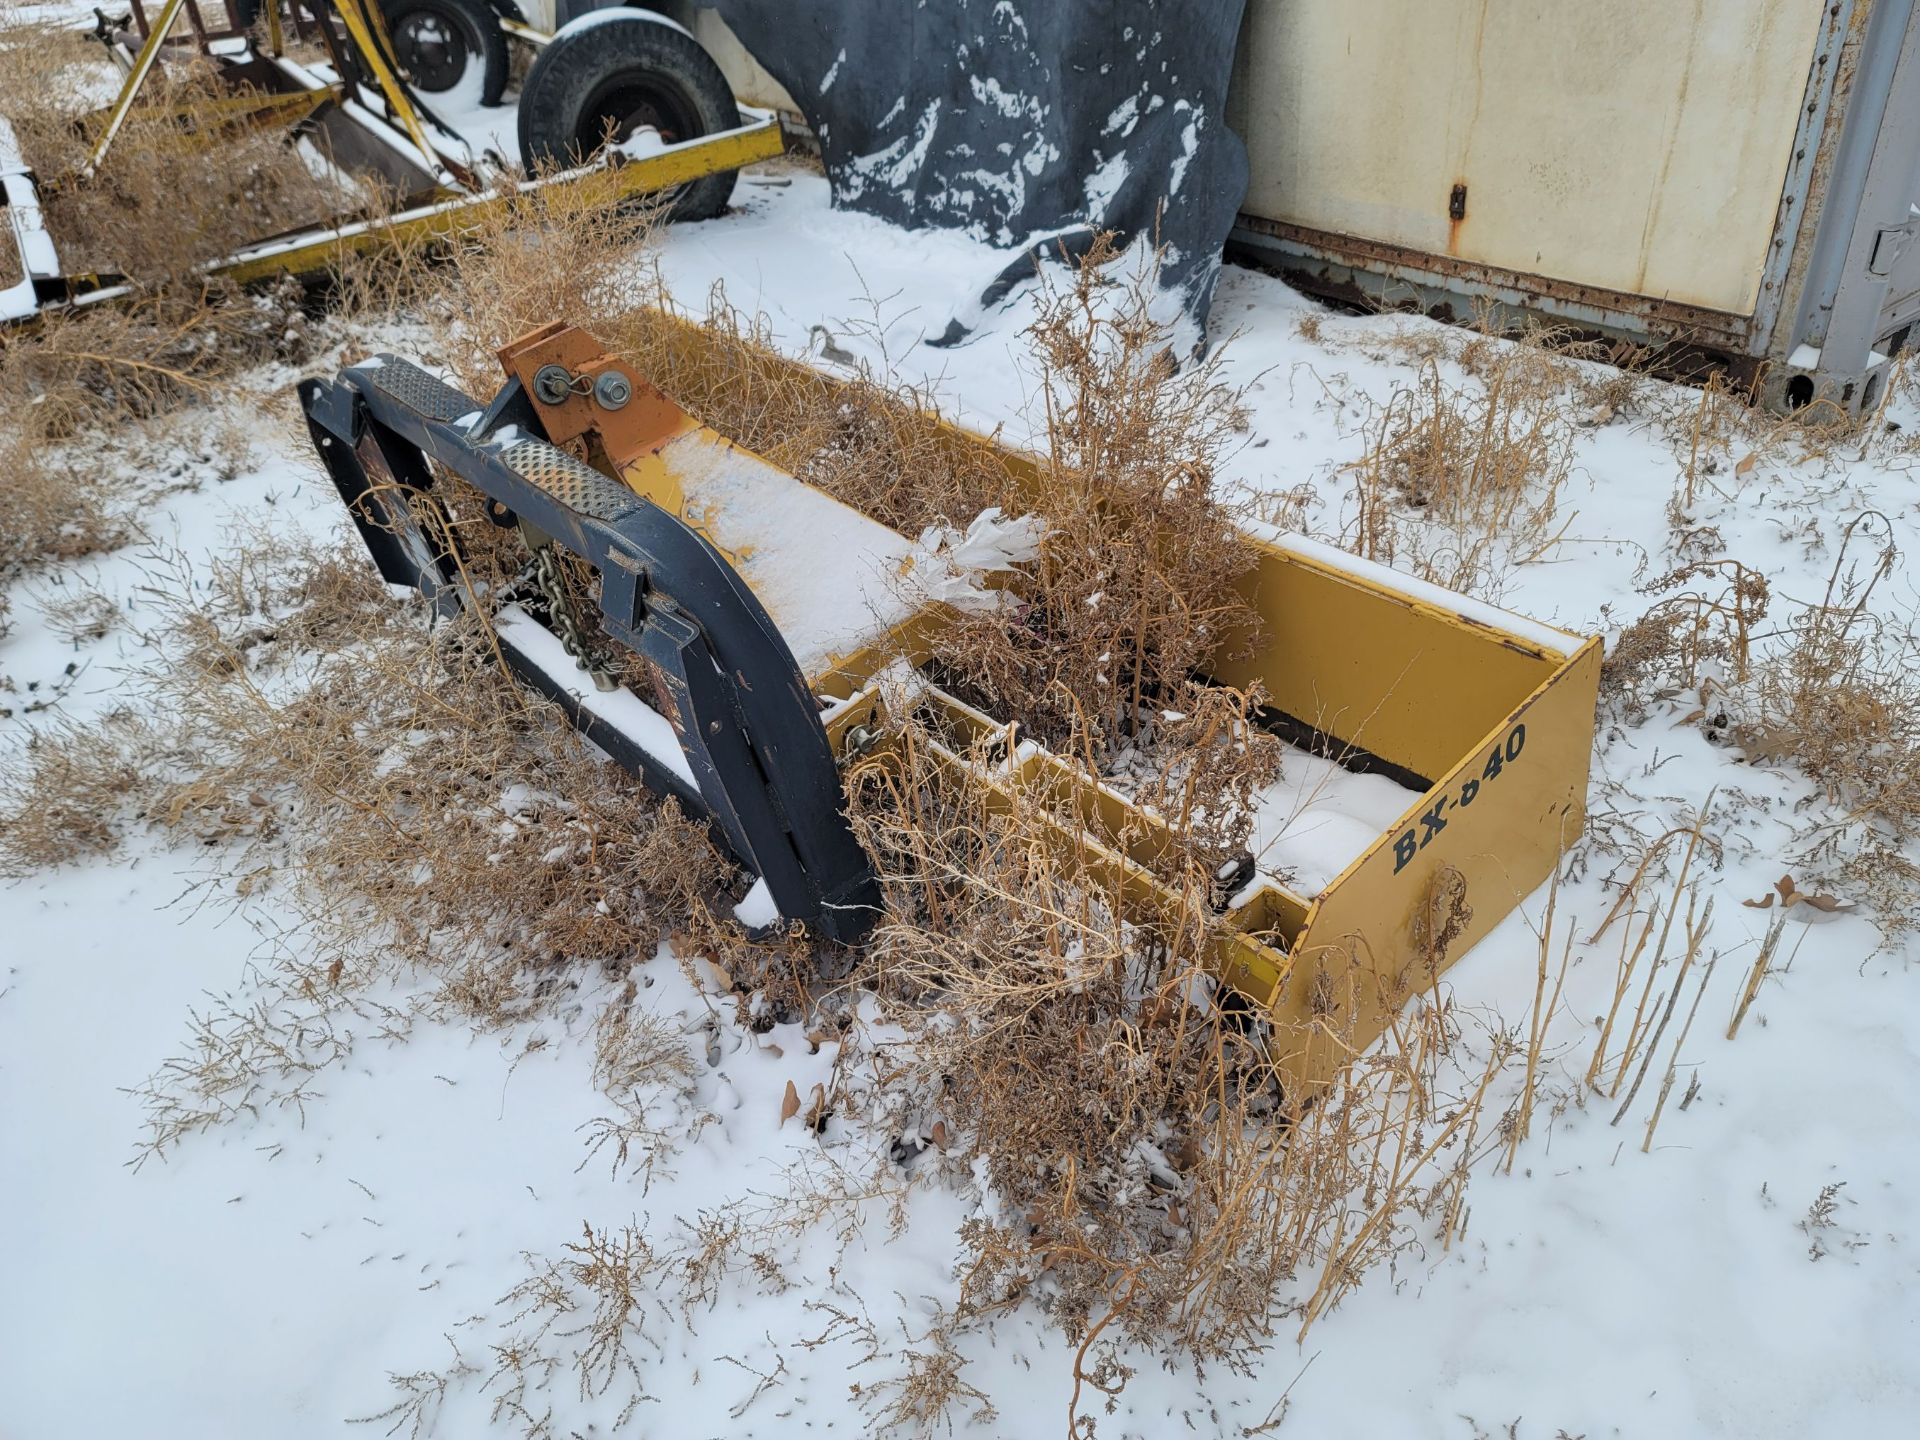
(77, 84, 341, 160)
(213, 116, 784, 289)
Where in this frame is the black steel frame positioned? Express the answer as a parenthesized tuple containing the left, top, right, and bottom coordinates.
(299, 356, 881, 945)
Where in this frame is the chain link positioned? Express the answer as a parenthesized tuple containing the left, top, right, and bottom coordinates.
(530, 544, 620, 692)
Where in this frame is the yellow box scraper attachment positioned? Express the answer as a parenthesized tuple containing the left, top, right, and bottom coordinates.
(301, 322, 1603, 1100)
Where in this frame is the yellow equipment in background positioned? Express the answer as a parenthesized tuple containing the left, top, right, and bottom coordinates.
(0, 1, 781, 324)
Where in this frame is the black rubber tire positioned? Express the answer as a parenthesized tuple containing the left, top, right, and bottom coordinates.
(382, 0, 510, 107)
(517, 13, 741, 222)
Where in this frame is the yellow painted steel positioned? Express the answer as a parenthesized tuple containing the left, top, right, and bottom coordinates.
(86, 84, 340, 158)
(79, 0, 191, 181)
(609, 314, 1603, 1101)
(612, 417, 741, 524)
(1270, 637, 1602, 1091)
(331, 0, 458, 188)
(211, 118, 785, 287)
(7, 122, 781, 327)
(170, 85, 340, 130)
(1209, 537, 1573, 783)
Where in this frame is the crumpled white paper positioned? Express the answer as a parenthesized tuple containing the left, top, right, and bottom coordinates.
(900, 506, 1048, 610)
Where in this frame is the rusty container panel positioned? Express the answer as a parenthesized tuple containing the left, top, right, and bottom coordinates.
(1228, 0, 1826, 317)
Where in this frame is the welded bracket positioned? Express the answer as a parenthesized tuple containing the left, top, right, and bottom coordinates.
(298, 358, 881, 945)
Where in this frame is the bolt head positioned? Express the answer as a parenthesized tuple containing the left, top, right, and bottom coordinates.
(594, 371, 634, 410)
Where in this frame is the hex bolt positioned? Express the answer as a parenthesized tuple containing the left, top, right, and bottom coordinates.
(594, 370, 634, 410)
(532, 363, 574, 405)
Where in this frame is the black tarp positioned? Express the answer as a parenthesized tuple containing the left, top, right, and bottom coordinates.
(700, 0, 1249, 344)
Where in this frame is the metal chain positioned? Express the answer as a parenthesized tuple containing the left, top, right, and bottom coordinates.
(531, 544, 620, 692)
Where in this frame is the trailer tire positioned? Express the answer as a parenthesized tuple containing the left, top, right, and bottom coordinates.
(383, 0, 510, 107)
(517, 13, 741, 222)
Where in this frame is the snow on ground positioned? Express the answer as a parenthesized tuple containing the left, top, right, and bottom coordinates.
(4, 162, 1920, 1440)
(418, 68, 520, 170)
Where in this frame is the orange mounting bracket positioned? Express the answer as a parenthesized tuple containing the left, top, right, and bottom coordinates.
(496, 322, 694, 472)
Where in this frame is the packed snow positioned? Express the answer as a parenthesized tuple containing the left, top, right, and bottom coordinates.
(651, 432, 920, 677)
(1249, 744, 1421, 896)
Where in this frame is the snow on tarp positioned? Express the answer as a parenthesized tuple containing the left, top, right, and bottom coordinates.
(705, 0, 1250, 339)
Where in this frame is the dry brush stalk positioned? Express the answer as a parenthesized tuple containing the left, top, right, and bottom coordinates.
(1586, 801, 1715, 1098)
(1504, 872, 1571, 1175)
(834, 707, 1506, 1424)
(1343, 341, 1577, 597)
(1726, 914, 1786, 1041)
(1642, 942, 1718, 1153)
(1611, 888, 1714, 1130)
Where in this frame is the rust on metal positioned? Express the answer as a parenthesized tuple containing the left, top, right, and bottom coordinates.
(1237, 211, 1756, 351)
(1446, 181, 1468, 253)
(497, 323, 691, 470)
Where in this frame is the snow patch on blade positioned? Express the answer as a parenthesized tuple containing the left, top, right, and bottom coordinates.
(492, 605, 696, 788)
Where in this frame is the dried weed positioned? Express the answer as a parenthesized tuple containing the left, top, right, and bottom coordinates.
(927, 238, 1262, 752)
(824, 704, 1505, 1421)
(1344, 345, 1576, 596)
(0, 712, 154, 875)
(1, 25, 361, 284)
(0, 528, 739, 1158)
(404, 173, 661, 398)
(1741, 515, 1919, 831)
